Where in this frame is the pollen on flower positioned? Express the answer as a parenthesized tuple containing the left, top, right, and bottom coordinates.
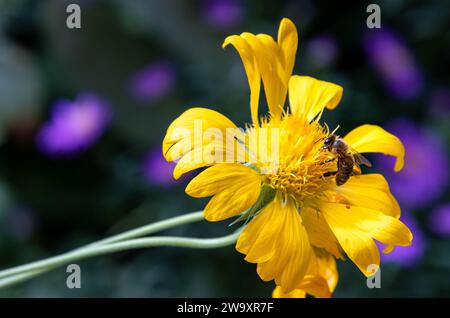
(248, 114, 337, 201)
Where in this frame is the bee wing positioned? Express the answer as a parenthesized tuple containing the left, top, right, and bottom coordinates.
(349, 148, 372, 167)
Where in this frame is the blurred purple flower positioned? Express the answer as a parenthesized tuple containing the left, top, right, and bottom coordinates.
(129, 60, 176, 102)
(363, 28, 423, 100)
(376, 119, 448, 209)
(428, 203, 450, 237)
(428, 88, 450, 117)
(305, 34, 338, 68)
(201, 0, 244, 29)
(142, 148, 176, 187)
(36, 93, 111, 157)
(378, 215, 425, 267)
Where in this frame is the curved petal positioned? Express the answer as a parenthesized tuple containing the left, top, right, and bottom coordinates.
(163, 107, 238, 161)
(249, 33, 285, 118)
(302, 207, 344, 259)
(296, 276, 331, 298)
(235, 196, 280, 263)
(272, 286, 306, 298)
(223, 18, 298, 122)
(343, 124, 405, 171)
(163, 107, 246, 178)
(185, 164, 261, 221)
(222, 36, 261, 124)
(172, 143, 227, 180)
(315, 252, 339, 293)
(289, 75, 343, 122)
(272, 251, 338, 298)
(329, 174, 401, 218)
(277, 18, 298, 83)
(299, 250, 338, 297)
(318, 201, 413, 276)
(237, 196, 315, 292)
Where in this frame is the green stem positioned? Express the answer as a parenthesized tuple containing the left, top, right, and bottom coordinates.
(0, 231, 241, 288)
(0, 269, 48, 289)
(82, 211, 205, 248)
(0, 211, 207, 286)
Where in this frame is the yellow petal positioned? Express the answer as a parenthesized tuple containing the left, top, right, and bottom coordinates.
(331, 174, 401, 218)
(312, 251, 339, 293)
(272, 286, 306, 298)
(171, 143, 217, 180)
(273, 286, 306, 298)
(223, 18, 298, 122)
(343, 124, 405, 172)
(302, 207, 344, 259)
(249, 32, 285, 119)
(222, 35, 261, 124)
(163, 107, 238, 162)
(172, 138, 247, 180)
(185, 164, 261, 222)
(297, 276, 331, 298)
(237, 196, 314, 292)
(272, 252, 338, 298)
(319, 201, 413, 276)
(288, 75, 343, 122)
(163, 107, 247, 178)
(236, 197, 280, 263)
(297, 251, 338, 298)
(277, 18, 298, 84)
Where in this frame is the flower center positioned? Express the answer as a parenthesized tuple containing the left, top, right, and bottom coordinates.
(248, 115, 337, 201)
(264, 164, 330, 200)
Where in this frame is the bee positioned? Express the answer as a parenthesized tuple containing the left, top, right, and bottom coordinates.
(321, 134, 372, 186)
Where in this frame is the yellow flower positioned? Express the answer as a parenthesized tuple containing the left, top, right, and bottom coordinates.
(162, 18, 412, 297)
(272, 250, 338, 298)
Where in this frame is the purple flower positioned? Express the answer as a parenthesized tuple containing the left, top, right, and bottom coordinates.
(142, 148, 177, 188)
(428, 203, 450, 237)
(129, 60, 176, 102)
(201, 0, 244, 29)
(379, 215, 425, 267)
(376, 119, 448, 209)
(36, 93, 111, 157)
(363, 28, 423, 100)
(305, 34, 338, 68)
(428, 88, 450, 117)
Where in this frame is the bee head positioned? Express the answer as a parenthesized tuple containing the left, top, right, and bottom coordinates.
(322, 134, 336, 151)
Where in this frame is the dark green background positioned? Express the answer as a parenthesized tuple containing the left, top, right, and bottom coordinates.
(0, 0, 448, 297)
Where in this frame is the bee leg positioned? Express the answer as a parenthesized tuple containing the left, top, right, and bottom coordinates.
(320, 158, 336, 165)
(323, 171, 338, 177)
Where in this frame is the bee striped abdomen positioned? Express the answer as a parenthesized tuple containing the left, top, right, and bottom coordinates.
(322, 134, 371, 186)
(336, 156, 354, 186)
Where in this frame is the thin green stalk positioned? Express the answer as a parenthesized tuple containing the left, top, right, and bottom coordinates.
(0, 231, 242, 288)
(0, 210, 203, 278)
(0, 210, 240, 289)
(0, 211, 206, 288)
(0, 211, 204, 282)
(82, 211, 204, 248)
(0, 269, 48, 289)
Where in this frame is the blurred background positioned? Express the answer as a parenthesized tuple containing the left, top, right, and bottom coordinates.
(0, 0, 449, 297)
